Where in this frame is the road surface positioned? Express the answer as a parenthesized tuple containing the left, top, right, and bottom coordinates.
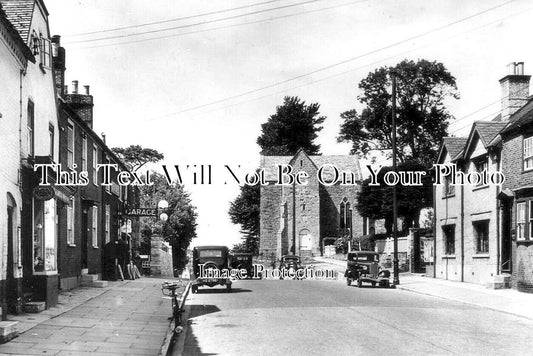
(179, 278, 533, 355)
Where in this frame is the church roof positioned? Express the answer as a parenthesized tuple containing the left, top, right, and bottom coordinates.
(260, 153, 362, 182)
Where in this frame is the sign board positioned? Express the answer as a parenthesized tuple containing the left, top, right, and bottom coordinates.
(33, 186, 55, 201)
(123, 207, 158, 217)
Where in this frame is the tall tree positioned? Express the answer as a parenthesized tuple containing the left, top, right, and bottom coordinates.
(338, 59, 458, 167)
(257, 96, 325, 156)
(140, 173, 197, 274)
(112, 145, 164, 172)
(229, 96, 326, 254)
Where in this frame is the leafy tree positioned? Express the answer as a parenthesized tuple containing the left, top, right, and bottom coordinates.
(229, 96, 325, 254)
(229, 183, 260, 255)
(112, 145, 164, 172)
(356, 161, 432, 234)
(140, 173, 197, 274)
(257, 96, 325, 156)
(338, 59, 458, 167)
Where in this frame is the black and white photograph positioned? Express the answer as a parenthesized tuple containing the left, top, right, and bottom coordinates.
(1, 0, 533, 355)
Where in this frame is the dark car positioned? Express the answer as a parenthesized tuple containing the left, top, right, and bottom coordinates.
(279, 255, 305, 279)
(344, 251, 390, 288)
(191, 245, 232, 293)
(230, 253, 254, 279)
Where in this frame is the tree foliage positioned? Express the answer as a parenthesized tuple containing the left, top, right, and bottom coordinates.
(228, 183, 260, 254)
(229, 96, 325, 254)
(338, 59, 458, 167)
(112, 145, 164, 172)
(139, 173, 197, 273)
(257, 96, 325, 156)
(356, 161, 432, 234)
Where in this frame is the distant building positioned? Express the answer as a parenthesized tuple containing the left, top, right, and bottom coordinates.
(259, 150, 369, 259)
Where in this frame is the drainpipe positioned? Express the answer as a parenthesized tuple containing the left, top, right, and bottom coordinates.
(432, 184, 436, 278)
(495, 153, 501, 275)
(461, 183, 465, 282)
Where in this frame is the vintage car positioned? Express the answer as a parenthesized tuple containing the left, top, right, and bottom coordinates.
(279, 255, 305, 279)
(344, 251, 390, 288)
(191, 245, 232, 293)
(230, 252, 254, 279)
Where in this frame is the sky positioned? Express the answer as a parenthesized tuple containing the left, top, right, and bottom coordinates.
(44, 0, 533, 247)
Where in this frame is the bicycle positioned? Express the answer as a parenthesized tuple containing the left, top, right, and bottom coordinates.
(161, 281, 184, 333)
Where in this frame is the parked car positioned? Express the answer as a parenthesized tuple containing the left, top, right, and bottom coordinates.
(279, 255, 305, 279)
(230, 252, 254, 279)
(191, 245, 232, 293)
(344, 251, 390, 288)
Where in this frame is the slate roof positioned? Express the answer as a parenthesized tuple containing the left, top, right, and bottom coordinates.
(260, 153, 362, 182)
(500, 97, 533, 134)
(474, 121, 508, 146)
(441, 137, 467, 161)
(0, 0, 35, 44)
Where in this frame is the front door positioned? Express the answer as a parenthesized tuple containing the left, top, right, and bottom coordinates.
(6, 206, 16, 314)
(501, 201, 512, 273)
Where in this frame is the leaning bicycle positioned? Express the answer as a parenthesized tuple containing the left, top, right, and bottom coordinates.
(161, 281, 184, 332)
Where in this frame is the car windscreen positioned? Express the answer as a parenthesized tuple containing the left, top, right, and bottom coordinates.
(198, 250, 223, 258)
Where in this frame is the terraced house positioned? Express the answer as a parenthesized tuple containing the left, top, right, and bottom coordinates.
(436, 62, 533, 292)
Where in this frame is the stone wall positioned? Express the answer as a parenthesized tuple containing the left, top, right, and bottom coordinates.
(150, 235, 173, 277)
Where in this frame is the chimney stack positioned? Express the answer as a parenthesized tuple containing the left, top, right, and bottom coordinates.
(500, 62, 531, 121)
(51, 35, 66, 97)
(64, 81, 94, 128)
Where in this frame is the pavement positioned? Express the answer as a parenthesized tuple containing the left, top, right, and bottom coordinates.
(0, 277, 186, 356)
(313, 256, 533, 320)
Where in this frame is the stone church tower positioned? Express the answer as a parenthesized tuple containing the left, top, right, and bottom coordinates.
(259, 150, 366, 259)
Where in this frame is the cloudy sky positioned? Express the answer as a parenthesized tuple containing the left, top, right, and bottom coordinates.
(45, 0, 533, 247)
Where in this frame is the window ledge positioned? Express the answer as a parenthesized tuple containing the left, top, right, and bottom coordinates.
(473, 185, 489, 192)
(442, 194, 456, 199)
(68, 243, 76, 247)
(33, 270, 58, 276)
(92, 245, 99, 249)
(442, 255, 456, 259)
(473, 254, 490, 258)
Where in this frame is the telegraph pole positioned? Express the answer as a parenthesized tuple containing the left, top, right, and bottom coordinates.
(392, 72, 400, 286)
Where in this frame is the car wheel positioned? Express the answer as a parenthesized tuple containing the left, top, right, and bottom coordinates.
(346, 278, 352, 286)
(371, 281, 376, 287)
(192, 285, 198, 294)
(357, 278, 362, 288)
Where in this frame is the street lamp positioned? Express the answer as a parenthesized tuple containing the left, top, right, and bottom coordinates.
(158, 200, 169, 222)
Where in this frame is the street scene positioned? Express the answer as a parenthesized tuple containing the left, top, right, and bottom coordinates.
(2, 0, 533, 355)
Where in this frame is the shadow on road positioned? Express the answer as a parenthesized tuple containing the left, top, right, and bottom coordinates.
(195, 288, 252, 294)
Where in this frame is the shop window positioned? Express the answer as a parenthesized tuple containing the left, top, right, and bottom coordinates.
(524, 136, 533, 171)
(473, 220, 489, 253)
(443, 225, 455, 255)
(33, 199, 57, 272)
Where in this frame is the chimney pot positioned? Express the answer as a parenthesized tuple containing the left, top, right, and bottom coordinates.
(72, 80, 78, 94)
(507, 62, 516, 75)
(84, 85, 90, 95)
(516, 62, 524, 75)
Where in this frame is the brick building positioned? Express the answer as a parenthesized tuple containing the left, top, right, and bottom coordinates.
(435, 62, 533, 292)
(259, 150, 367, 259)
(51, 36, 140, 290)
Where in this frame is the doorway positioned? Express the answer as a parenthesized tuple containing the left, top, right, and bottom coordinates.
(501, 201, 512, 273)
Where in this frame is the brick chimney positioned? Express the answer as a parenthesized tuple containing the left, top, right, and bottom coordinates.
(51, 35, 66, 97)
(500, 62, 531, 121)
(64, 80, 94, 128)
